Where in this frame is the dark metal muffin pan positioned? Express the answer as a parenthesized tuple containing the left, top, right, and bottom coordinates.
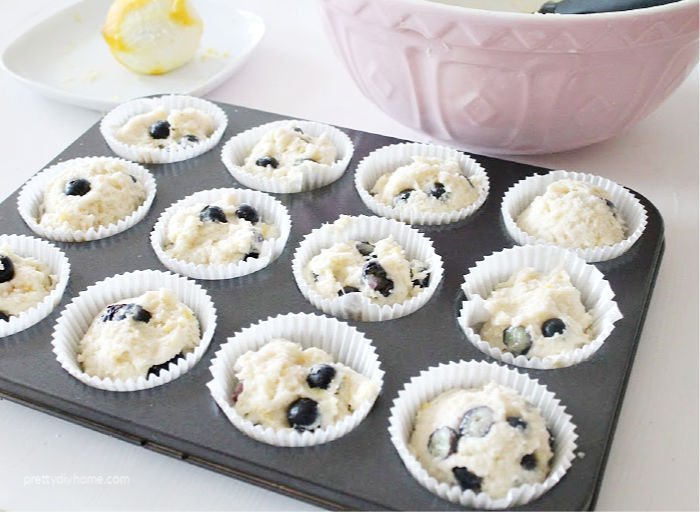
(0, 102, 664, 510)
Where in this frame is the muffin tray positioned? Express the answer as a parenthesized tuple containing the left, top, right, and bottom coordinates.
(0, 102, 664, 510)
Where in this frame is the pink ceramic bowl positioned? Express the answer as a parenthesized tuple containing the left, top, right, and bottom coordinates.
(321, 0, 699, 155)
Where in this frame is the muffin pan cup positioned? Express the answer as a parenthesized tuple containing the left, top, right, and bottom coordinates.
(388, 360, 578, 509)
(220, 119, 354, 193)
(0, 234, 71, 338)
(51, 269, 217, 392)
(207, 312, 384, 447)
(100, 94, 228, 164)
(458, 245, 623, 370)
(291, 214, 444, 322)
(150, 187, 292, 280)
(0, 102, 665, 510)
(17, 156, 157, 243)
(354, 142, 490, 226)
(501, 170, 648, 262)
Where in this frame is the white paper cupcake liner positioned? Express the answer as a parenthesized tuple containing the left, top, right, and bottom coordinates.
(100, 95, 228, 164)
(354, 142, 490, 225)
(458, 245, 623, 370)
(220, 119, 354, 193)
(0, 235, 71, 338)
(17, 156, 157, 243)
(150, 188, 292, 280)
(388, 360, 578, 509)
(501, 170, 647, 262)
(206, 312, 384, 447)
(291, 215, 444, 322)
(51, 269, 217, 391)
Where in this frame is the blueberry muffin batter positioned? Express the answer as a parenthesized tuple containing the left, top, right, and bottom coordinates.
(162, 192, 278, 265)
(479, 268, 593, 359)
(516, 179, 626, 249)
(39, 159, 146, 232)
(409, 382, 553, 499)
(231, 339, 379, 431)
(115, 107, 216, 149)
(305, 237, 431, 306)
(370, 156, 482, 213)
(77, 289, 200, 380)
(0, 246, 56, 321)
(242, 125, 337, 178)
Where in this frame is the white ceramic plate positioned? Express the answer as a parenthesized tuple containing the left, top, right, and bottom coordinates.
(1, 0, 265, 111)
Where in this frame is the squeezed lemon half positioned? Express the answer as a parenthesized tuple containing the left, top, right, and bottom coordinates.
(102, 0, 203, 75)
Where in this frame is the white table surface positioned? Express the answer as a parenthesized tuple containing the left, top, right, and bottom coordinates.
(0, 0, 698, 510)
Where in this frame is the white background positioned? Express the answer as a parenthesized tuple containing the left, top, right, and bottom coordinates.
(0, 0, 698, 510)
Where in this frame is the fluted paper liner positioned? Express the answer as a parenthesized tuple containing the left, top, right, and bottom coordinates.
(150, 188, 292, 280)
(0, 235, 70, 338)
(206, 312, 384, 447)
(100, 95, 228, 164)
(388, 360, 578, 509)
(458, 245, 623, 370)
(17, 156, 157, 243)
(501, 170, 647, 262)
(220, 120, 354, 193)
(291, 215, 444, 322)
(355, 142, 490, 225)
(52, 270, 217, 391)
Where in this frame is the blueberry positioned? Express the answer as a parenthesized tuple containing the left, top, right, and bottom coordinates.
(0, 311, 9, 322)
(429, 182, 447, 200)
(507, 416, 528, 430)
(184, 134, 199, 143)
(395, 189, 414, 203)
(520, 453, 538, 470)
(362, 260, 394, 297)
(100, 303, 151, 323)
(0, 255, 15, 283)
(235, 204, 259, 224)
(412, 275, 430, 288)
(411, 266, 430, 288)
(337, 286, 360, 296)
(306, 364, 336, 390)
(287, 397, 320, 432)
(129, 174, 137, 183)
(149, 120, 170, 139)
(231, 378, 244, 403)
(199, 205, 228, 223)
(427, 426, 457, 459)
(542, 318, 566, 338)
(502, 326, 532, 355)
(64, 178, 91, 196)
(255, 156, 279, 169)
(355, 241, 375, 257)
(292, 127, 304, 134)
(147, 352, 184, 378)
(452, 467, 482, 493)
(459, 406, 494, 438)
(243, 251, 259, 261)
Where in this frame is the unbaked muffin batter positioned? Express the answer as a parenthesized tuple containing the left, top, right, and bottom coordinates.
(115, 107, 216, 148)
(409, 382, 553, 499)
(242, 125, 337, 178)
(39, 159, 146, 232)
(370, 156, 482, 213)
(516, 179, 626, 249)
(163, 192, 278, 265)
(305, 237, 431, 306)
(232, 339, 379, 431)
(77, 289, 200, 380)
(479, 267, 593, 359)
(0, 246, 56, 321)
